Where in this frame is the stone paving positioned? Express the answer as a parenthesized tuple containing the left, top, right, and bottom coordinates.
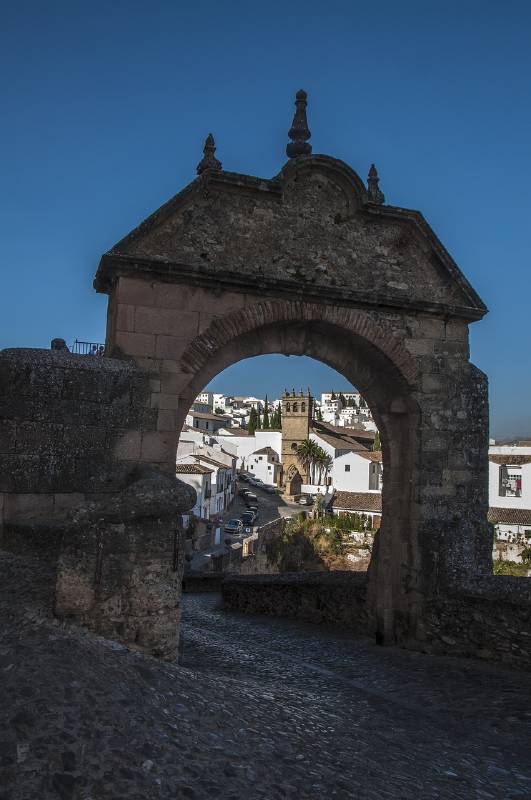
(1, 550, 531, 799)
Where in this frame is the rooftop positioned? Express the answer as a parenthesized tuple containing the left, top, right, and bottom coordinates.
(488, 507, 531, 526)
(332, 491, 382, 513)
(175, 463, 213, 475)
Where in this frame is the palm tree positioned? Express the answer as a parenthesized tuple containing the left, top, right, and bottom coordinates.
(296, 439, 321, 483)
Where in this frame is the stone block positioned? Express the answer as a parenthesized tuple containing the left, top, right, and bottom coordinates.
(115, 331, 156, 358)
(115, 303, 136, 332)
(158, 393, 180, 411)
(113, 430, 142, 461)
(3, 492, 54, 522)
(116, 277, 156, 307)
(155, 335, 190, 361)
(157, 410, 178, 432)
(0, 420, 16, 453)
(140, 431, 176, 462)
(54, 493, 85, 514)
(135, 306, 199, 337)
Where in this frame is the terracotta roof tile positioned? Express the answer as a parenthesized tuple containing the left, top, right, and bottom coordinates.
(332, 491, 382, 512)
(175, 463, 213, 475)
(488, 507, 531, 525)
(489, 455, 531, 466)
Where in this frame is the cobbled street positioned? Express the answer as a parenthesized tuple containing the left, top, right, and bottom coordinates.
(1, 552, 531, 800)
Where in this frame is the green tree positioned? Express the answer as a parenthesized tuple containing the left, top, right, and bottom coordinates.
(247, 407, 258, 435)
(296, 439, 321, 483)
(359, 396, 367, 409)
(339, 392, 346, 408)
(214, 406, 225, 415)
(373, 430, 381, 451)
(331, 390, 336, 400)
(262, 395, 270, 429)
(256, 407, 261, 429)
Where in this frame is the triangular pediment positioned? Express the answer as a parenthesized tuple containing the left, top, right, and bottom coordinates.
(95, 156, 486, 319)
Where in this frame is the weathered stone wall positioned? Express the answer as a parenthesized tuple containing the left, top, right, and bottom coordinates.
(0, 348, 156, 521)
(222, 572, 368, 633)
(0, 348, 195, 659)
(422, 576, 531, 670)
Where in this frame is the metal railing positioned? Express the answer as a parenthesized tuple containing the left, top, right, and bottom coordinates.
(71, 339, 106, 356)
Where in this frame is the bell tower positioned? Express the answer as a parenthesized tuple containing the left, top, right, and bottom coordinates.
(281, 389, 313, 496)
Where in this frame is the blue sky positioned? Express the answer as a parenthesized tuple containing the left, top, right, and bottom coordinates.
(1, 1, 530, 438)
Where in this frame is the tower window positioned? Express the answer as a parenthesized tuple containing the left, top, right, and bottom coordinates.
(301, 402, 306, 412)
(286, 403, 291, 412)
(293, 402, 298, 412)
(291, 442, 298, 451)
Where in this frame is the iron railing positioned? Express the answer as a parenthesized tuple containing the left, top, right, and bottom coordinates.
(71, 339, 106, 356)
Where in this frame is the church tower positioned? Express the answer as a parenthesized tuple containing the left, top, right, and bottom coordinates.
(281, 389, 313, 497)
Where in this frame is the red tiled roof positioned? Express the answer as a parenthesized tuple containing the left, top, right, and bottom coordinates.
(488, 507, 531, 525)
(175, 464, 213, 475)
(489, 455, 531, 466)
(332, 491, 382, 512)
(357, 451, 383, 462)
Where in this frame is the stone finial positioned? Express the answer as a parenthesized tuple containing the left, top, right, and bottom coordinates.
(51, 338, 68, 351)
(367, 163, 385, 204)
(286, 90, 312, 158)
(197, 133, 222, 175)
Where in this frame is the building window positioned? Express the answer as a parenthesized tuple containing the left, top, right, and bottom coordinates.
(301, 402, 306, 412)
(291, 442, 298, 451)
(345, 464, 350, 472)
(499, 465, 522, 497)
(293, 402, 298, 412)
(194, 419, 198, 428)
(286, 403, 291, 412)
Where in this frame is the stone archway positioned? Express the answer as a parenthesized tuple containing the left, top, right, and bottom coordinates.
(95, 123, 490, 648)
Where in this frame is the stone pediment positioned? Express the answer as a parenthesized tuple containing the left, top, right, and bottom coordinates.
(95, 155, 486, 320)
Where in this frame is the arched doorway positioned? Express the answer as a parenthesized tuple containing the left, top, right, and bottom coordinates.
(96, 148, 489, 648)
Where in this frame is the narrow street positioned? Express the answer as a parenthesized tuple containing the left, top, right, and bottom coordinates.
(1, 551, 531, 800)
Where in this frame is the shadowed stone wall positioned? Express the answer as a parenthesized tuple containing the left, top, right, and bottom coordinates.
(0, 348, 194, 658)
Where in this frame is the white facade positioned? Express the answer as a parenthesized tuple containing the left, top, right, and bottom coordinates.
(194, 391, 214, 409)
(488, 444, 531, 559)
(247, 447, 282, 486)
(175, 465, 212, 521)
(332, 451, 382, 493)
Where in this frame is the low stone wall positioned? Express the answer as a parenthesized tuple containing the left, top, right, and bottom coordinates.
(182, 572, 224, 592)
(222, 570, 531, 670)
(423, 575, 531, 670)
(222, 572, 368, 633)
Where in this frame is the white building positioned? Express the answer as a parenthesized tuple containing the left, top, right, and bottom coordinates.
(488, 444, 531, 548)
(247, 446, 282, 486)
(194, 391, 214, 409)
(175, 463, 213, 521)
(186, 409, 232, 434)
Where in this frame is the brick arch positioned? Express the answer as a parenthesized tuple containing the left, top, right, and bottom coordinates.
(179, 299, 418, 387)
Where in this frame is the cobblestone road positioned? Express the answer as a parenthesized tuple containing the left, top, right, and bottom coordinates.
(1, 552, 531, 799)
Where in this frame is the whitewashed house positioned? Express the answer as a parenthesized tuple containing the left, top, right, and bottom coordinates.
(247, 446, 282, 486)
(488, 444, 531, 547)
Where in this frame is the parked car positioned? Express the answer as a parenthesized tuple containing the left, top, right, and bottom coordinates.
(224, 519, 243, 535)
(244, 492, 258, 503)
(253, 479, 265, 488)
(241, 510, 256, 526)
(298, 495, 313, 505)
(239, 473, 251, 483)
(263, 484, 277, 493)
(247, 505, 259, 517)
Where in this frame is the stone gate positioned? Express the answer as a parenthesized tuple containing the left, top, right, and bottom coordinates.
(5, 91, 527, 663)
(93, 90, 491, 646)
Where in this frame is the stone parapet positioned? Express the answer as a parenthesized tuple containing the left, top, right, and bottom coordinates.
(222, 572, 368, 632)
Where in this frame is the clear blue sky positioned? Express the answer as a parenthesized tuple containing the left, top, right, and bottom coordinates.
(1, 1, 530, 438)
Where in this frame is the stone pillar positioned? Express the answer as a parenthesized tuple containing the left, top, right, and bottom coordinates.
(55, 516, 185, 660)
(54, 466, 195, 660)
